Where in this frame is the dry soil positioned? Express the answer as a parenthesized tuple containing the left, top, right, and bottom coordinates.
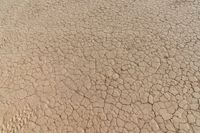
(0, 0, 200, 133)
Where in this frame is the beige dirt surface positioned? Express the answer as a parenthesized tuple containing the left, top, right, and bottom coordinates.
(0, 0, 200, 133)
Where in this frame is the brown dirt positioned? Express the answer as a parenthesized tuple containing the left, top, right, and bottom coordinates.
(0, 0, 200, 132)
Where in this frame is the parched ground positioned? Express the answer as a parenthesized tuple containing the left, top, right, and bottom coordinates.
(0, 0, 200, 133)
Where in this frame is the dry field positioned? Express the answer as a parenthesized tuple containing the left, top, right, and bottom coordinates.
(0, 0, 200, 133)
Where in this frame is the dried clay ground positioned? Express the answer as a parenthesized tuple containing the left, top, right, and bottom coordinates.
(0, 0, 200, 133)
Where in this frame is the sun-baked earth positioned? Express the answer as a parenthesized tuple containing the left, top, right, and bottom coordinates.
(0, 0, 200, 133)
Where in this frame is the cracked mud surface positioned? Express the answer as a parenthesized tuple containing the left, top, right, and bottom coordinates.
(0, 0, 200, 133)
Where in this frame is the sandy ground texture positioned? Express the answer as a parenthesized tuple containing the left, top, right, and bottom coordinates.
(0, 0, 200, 133)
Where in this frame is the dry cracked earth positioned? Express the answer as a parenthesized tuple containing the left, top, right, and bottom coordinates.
(0, 0, 200, 133)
